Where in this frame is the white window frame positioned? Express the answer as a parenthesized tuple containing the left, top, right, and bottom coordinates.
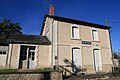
(92, 29, 99, 41)
(71, 25, 80, 39)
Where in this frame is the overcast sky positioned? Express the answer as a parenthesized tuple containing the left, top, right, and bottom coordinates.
(0, 0, 120, 51)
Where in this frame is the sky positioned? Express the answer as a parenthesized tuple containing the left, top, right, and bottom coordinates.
(0, 0, 120, 51)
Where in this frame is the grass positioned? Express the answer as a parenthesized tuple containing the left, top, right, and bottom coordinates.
(0, 68, 52, 73)
(35, 68, 52, 72)
(0, 69, 17, 73)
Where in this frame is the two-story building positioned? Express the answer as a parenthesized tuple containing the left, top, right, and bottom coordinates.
(40, 14, 113, 74)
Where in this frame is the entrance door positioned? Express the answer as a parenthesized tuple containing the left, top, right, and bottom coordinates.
(29, 49, 35, 69)
(72, 48, 81, 73)
(19, 46, 36, 69)
(93, 49, 102, 72)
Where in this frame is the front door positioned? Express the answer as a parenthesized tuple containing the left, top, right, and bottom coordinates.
(72, 48, 81, 73)
(28, 49, 35, 69)
(19, 46, 36, 69)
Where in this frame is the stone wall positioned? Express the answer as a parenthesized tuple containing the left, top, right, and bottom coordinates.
(0, 71, 62, 80)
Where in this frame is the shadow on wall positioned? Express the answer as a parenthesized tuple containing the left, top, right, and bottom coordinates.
(59, 59, 87, 74)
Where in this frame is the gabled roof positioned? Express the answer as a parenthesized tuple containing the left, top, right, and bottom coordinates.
(40, 15, 111, 35)
(0, 34, 51, 45)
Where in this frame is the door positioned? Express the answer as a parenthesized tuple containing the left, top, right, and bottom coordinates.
(29, 49, 35, 69)
(19, 46, 36, 69)
(72, 48, 81, 72)
(93, 49, 102, 72)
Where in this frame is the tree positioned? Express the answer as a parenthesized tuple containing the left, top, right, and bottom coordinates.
(113, 52, 119, 59)
(0, 19, 22, 39)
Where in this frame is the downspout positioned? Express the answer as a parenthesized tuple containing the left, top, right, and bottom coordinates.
(51, 19, 54, 69)
(56, 21, 58, 69)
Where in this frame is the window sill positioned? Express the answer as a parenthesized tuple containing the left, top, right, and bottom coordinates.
(71, 38, 81, 40)
(92, 40, 100, 42)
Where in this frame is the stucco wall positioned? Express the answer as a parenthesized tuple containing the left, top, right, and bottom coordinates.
(0, 55, 7, 68)
(10, 44, 20, 69)
(9, 44, 51, 69)
(81, 25, 92, 41)
(0, 46, 8, 68)
(57, 21, 111, 48)
(82, 46, 93, 65)
(101, 48, 112, 64)
(57, 21, 112, 73)
(58, 22, 81, 44)
(37, 45, 51, 68)
(58, 45, 71, 66)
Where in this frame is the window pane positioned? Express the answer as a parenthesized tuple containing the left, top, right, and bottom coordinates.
(32, 53, 35, 60)
(32, 57, 34, 60)
(3, 52, 6, 54)
(0, 51, 2, 54)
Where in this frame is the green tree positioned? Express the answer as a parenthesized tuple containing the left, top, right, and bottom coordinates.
(113, 52, 119, 59)
(0, 19, 22, 39)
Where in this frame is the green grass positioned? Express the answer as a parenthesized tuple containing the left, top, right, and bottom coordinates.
(0, 69, 17, 73)
(0, 68, 52, 73)
(35, 68, 52, 72)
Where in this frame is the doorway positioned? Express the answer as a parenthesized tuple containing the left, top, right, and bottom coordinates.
(72, 48, 81, 73)
(93, 49, 102, 72)
(19, 45, 36, 69)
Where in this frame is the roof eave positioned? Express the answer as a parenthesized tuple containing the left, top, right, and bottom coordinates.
(44, 14, 111, 29)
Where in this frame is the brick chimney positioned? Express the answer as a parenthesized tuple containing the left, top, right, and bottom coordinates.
(49, 4, 54, 16)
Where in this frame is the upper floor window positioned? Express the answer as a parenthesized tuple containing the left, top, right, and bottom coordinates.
(92, 30, 98, 41)
(72, 26, 79, 39)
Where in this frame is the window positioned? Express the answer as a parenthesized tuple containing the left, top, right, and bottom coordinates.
(0, 51, 6, 55)
(92, 30, 98, 41)
(72, 26, 79, 38)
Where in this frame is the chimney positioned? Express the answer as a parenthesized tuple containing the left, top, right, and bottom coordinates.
(49, 4, 54, 16)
